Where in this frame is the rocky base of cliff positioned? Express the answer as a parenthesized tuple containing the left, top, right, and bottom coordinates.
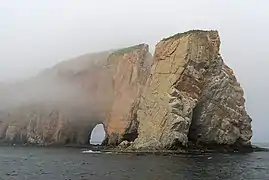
(105, 139, 265, 154)
(102, 144, 268, 156)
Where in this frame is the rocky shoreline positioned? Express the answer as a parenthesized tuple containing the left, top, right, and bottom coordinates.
(0, 141, 267, 155)
(102, 145, 269, 155)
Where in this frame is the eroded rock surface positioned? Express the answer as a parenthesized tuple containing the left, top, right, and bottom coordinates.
(0, 44, 151, 146)
(104, 44, 151, 145)
(133, 30, 252, 150)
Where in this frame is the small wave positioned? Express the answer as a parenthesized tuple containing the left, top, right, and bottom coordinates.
(104, 152, 113, 154)
(82, 150, 101, 154)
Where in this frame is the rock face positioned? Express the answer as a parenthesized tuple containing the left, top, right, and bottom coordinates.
(0, 51, 113, 145)
(0, 44, 151, 146)
(104, 44, 151, 145)
(0, 30, 252, 150)
(133, 30, 252, 150)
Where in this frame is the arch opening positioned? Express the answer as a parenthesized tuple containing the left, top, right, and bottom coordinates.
(89, 123, 106, 145)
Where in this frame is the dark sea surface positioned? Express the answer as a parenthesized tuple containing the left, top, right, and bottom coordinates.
(1, 145, 269, 180)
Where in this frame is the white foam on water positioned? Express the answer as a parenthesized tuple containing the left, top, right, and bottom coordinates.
(82, 150, 102, 154)
(104, 152, 112, 154)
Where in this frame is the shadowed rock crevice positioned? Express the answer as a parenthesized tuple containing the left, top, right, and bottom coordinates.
(121, 119, 139, 142)
(187, 103, 202, 144)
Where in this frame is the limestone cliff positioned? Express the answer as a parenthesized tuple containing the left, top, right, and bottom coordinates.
(104, 45, 151, 145)
(0, 51, 114, 145)
(0, 30, 252, 150)
(132, 30, 252, 150)
(0, 44, 151, 146)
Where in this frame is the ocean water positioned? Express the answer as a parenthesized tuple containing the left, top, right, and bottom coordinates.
(0, 146, 269, 180)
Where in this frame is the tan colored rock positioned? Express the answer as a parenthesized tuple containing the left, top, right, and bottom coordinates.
(133, 30, 252, 150)
(0, 30, 252, 150)
(105, 44, 151, 145)
(118, 140, 131, 149)
(0, 45, 151, 146)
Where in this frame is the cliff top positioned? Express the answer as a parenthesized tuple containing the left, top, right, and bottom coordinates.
(162, 29, 219, 41)
(111, 43, 148, 56)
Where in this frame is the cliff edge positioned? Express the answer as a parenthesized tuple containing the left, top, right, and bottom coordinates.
(132, 30, 252, 150)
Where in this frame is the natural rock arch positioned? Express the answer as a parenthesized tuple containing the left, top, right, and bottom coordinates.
(88, 123, 106, 145)
(60, 116, 109, 146)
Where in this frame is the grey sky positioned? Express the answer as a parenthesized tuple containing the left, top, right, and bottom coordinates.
(0, 0, 268, 142)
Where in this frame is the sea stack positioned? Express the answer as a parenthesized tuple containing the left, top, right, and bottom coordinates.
(133, 30, 252, 150)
